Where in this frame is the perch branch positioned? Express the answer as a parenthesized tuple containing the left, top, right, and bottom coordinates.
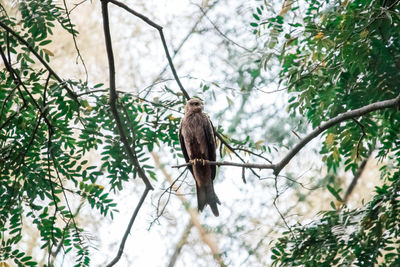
(174, 94, 400, 176)
(173, 160, 273, 169)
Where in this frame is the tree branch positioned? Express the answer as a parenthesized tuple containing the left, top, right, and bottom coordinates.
(0, 20, 79, 102)
(0, 45, 52, 129)
(173, 160, 273, 169)
(105, 187, 151, 267)
(343, 151, 372, 204)
(101, 0, 153, 190)
(174, 94, 400, 176)
(167, 221, 193, 267)
(196, 4, 252, 52)
(150, 1, 219, 86)
(273, 94, 400, 175)
(62, 0, 88, 82)
(101, 1, 154, 266)
(107, 0, 190, 100)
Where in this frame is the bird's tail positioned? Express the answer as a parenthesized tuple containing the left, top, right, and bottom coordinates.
(196, 183, 221, 216)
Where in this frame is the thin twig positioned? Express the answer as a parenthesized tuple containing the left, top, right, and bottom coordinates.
(46, 128, 58, 266)
(0, 45, 51, 127)
(50, 156, 85, 253)
(352, 118, 366, 159)
(19, 73, 51, 163)
(215, 131, 261, 178)
(278, 174, 314, 191)
(69, 0, 89, 14)
(232, 146, 272, 164)
(291, 130, 301, 140)
(105, 187, 151, 267)
(152, 152, 226, 267)
(273, 174, 294, 236)
(241, 167, 246, 184)
(139, 76, 194, 96)
(51, 201, 85, 263)
(62, 0, 89, 82)
(0, 84, 18, 122)
(0, 46, 28, 130)
(196, 4, 252, 52)
(148, 1, 219, 90)
(151, 171, 187, 226)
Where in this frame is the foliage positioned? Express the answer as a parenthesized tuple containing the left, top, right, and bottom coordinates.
(251, 0, 400, 265)
(272, 168, 400, 266)
(0, 1, 183, 265)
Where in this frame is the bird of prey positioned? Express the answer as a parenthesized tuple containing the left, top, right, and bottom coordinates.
(179, 99, 221, 216)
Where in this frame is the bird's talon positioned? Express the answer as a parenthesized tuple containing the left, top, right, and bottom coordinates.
(202, 159, 206, 166)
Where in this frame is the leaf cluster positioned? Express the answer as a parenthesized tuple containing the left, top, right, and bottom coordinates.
(252, 0, 400, 264)
(0, 1, 183, 265)
(271, 165, 400, 266)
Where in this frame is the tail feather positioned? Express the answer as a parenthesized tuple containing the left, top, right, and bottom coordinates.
(196, 184, 207, 212)
(196, 183, 220, 216)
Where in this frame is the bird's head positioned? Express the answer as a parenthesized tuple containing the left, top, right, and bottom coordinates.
(184, 99, 204, 114)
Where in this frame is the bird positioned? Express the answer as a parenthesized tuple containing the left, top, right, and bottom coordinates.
(179, 98, 221, 216)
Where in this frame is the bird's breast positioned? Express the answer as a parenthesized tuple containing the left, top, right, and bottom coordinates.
(181, 113, 208, 159)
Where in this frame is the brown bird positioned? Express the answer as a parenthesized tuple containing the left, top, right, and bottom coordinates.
(179, 99, 221, 216)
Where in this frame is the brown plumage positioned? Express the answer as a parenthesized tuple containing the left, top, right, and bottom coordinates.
(179, 99, 221, 216)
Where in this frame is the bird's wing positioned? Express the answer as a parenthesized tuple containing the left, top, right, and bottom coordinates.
(204, 115, 217, 180)
(179, 123, 193, 175)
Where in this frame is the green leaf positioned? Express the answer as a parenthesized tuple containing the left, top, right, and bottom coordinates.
(94, 83, 104, 88)
(327, 185, 343, 203)
(39, 40, 52, 46)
